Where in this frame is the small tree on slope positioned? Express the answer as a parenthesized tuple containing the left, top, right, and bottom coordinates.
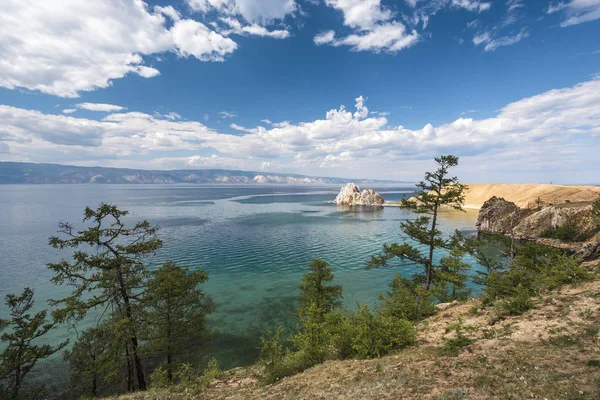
(367, 155, 468, 292)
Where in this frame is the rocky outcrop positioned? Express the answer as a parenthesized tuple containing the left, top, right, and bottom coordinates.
(476, 197, 533, 235)
(513, 204, 596, 240)
(477, 196, 600, 260)
(333, 183, 385, 206)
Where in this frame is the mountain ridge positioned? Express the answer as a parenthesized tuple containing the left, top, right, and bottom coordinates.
(0, 162, 406, 185)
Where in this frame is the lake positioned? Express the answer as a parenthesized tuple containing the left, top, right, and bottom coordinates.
(0, 184, 481, 370)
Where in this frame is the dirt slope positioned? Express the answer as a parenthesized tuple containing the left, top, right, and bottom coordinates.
(463, 184, 600, 209)
(111, 274, 600, 400)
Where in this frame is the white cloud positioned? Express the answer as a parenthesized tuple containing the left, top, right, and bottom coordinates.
(261, 119, 273, 124)
(473, 28, 529, 51)
(186, 0, 297, 24)
(314, 1, 419, 54)
(317, 0, 495, 53)
(62, 109, 77, 114)
(0, 0, 268, 98)
(451, 0, 491, 12)
(76, 103, 126, 112)
(547, 0, 600, 26)
(218, 17, 290, 38)
(219, 111, 237, 118)
(1, 78, 599, 181)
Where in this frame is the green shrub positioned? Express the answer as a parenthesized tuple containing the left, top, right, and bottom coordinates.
(377, 275, 437, 322)
(440, 318, 476, 356)
(149, 366, 171, 389)
(349, 304, 416, 359)
(258, 327, 289, 383)
(196, 358, 221, 388)
(540, 218, 591, 242)
(494, 283, 535, 317)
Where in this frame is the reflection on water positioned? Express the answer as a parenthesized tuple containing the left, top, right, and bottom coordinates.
(0, 184, 480, 371)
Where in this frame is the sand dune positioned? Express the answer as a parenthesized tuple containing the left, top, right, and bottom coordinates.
(463, 183, 600, 209)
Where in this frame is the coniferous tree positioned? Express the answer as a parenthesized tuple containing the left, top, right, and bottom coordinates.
(63, 321, 126, 398)
(0, 288, 67, 400)
(367, 155, 468, 292)
(47, 203, 162, 391)
(142, 262, 214, 382)
(293, 259, 343, 363)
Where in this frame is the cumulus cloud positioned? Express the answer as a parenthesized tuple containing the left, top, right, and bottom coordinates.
(547, 0, 600, 27)
(76, 103, 126, 112)
(62, 109, 77, 114)
(0, 78, 599, 180)
(316, 1, 419, 53)
(0, 0, 272, 98)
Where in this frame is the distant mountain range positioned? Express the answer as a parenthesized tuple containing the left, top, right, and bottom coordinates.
(0, 162, 405, 185)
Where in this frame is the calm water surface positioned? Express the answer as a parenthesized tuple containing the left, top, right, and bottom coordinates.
(0, 184, 480, 369)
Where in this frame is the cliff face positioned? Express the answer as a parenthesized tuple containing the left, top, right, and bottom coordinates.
(333, 183, 385, 206)
(477, 197, 600, 260)
(476, 196, 533, 234)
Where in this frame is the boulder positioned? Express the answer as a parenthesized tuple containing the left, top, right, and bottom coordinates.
(333, 183, 385, 206)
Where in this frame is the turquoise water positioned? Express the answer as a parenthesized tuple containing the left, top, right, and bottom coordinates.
(0, 184, 480, 370)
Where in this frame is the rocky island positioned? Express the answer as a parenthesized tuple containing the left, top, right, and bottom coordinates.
(333, 183, 385, 206)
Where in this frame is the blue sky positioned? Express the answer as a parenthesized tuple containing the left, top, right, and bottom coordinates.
(0, 0, 599, 183)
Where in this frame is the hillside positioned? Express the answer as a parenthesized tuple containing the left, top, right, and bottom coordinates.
(110, 268, 600, 400)
(463, 184, 600, 209)
(0, 162, 403, 185)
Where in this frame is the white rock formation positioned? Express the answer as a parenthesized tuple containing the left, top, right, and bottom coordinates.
(333, 183, 385, 206)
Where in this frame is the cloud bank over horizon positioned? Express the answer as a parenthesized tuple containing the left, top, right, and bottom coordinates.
(1, 76, 599, 183)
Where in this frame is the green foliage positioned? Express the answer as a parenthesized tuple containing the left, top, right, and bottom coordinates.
(348, 304, 416, 359)
(0, 288, 67, 400)
(258, 327, 290, 383)
(142, 261, 214, 382)
(48, 203, 162, 391)
(149, 366, 170, 389)
(297, 259, 343, 319)
(592, 198, 600, 219)
(481, 243, 590, 317)
(368, 155, 469, 293)
(293, 259, 343, 365)
(377, 275, 437, 322)
(540, 218, 589, 242)
(434, 234, 473, 302)
(196, 358, 220, 388)
(440, 318, 476, 356)
(63, 321, 127, 398)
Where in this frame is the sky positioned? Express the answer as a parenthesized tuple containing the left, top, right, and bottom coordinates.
(0, 0, 599, 183)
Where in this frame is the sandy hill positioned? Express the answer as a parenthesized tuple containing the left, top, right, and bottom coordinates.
(463, 184, 600, 209)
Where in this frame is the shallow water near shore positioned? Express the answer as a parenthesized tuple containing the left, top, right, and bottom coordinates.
(0, 184, 481, 374)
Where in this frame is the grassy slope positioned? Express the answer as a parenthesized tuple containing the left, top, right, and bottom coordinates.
(113, 265, 600, 400)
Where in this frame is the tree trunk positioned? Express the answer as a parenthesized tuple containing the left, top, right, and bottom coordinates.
(426, 202, 439, 290)
(116, 267, 146, 390)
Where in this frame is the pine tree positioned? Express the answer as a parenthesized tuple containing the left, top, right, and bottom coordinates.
(293, 259, 343, 363)
(367, 155, 467, 291)
(142, 262, 214, 382)
(63, 321, 126, 398)
(0, 288, 67, 400)
(47, 203, 162, 391)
